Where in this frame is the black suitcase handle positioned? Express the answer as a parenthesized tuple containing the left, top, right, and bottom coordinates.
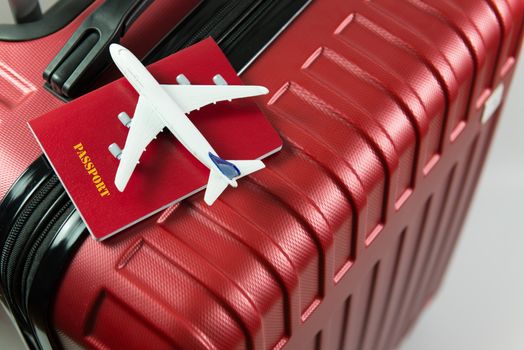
(0, 0, 93, 41)
(43, 0, 154, 99)
(7, 0, 42, 24)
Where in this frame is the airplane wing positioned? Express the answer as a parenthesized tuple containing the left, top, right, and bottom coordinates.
(114, 96, 165, 191)
(162, 84, 269, 114)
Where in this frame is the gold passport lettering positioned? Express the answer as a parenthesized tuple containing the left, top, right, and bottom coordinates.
(73, 143, 110, 197)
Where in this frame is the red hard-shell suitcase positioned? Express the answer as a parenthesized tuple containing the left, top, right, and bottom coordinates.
(1, 0, 524, 349)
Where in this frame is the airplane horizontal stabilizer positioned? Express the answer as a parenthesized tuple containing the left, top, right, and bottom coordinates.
(204, 159, 265, 205)
(227, 159, 265, 178)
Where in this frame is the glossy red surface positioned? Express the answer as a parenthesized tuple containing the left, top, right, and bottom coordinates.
(2, 0, 523, 349)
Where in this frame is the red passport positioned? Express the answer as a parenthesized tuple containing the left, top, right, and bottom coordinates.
(29, 39, 282, 241)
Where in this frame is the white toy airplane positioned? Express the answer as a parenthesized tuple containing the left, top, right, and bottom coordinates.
(108, 44, 269, 205)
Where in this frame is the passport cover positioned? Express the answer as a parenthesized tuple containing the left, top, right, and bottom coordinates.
(29, 38, 282, 241)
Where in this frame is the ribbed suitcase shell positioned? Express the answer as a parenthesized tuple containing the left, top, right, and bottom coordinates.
(46, 1, 524, 349)
(1, 0, 522, 349)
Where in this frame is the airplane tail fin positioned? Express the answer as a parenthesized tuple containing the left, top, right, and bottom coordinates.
(228, 159, 265, 177)
(204, 159, 265, 205)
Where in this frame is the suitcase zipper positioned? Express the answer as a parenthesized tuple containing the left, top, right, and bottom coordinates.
(144, 0, 311, 72)
(219, 0, 276, 52)
(185, 1, 258, 47)
(0, 175, 59, 286)
(0, 174, 63, 349)
(18, 199, 73, 315)
(143, 0, 263, 61)
(20, 200, 72, 291)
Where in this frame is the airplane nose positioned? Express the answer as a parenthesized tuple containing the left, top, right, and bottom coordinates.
(109, 43, 125, 59)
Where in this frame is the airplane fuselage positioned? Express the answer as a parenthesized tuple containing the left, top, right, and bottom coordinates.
(110, 45, 237, 186)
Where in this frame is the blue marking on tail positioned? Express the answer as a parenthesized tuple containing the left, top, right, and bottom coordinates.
(209, 153, 241, 180)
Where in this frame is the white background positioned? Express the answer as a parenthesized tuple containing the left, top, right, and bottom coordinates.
(1, 2, 523, 349)
(401, 46, 524, 350)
